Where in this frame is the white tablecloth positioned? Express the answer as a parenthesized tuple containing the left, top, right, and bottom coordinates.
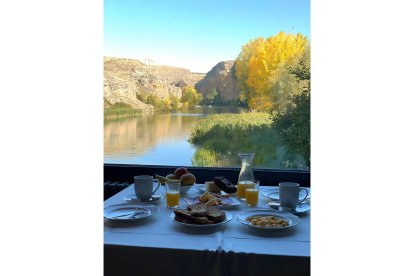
(104, 184, 310, 276)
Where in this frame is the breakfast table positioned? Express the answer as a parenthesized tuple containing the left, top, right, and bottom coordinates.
(104, 183, 310, 276)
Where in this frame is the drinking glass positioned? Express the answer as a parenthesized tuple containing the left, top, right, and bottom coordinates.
(165, 181, 180, 208)
(245, 180, 260, 207)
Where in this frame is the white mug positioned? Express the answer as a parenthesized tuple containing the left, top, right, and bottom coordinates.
(279, 182, 309, 210)
(134, 175, 160, 201)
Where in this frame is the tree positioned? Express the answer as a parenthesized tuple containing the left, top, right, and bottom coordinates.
(181, 86, 203, 108)
(272, 47, 311, 166)
(268, 66, 303, 116)
(170, 95, 180, 109)
(235, 32, 309, 111)
(206, 88, 218, 105)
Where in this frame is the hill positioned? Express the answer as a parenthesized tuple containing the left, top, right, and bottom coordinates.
(195, 61, 241, 104)
(104, 57, 205, 112)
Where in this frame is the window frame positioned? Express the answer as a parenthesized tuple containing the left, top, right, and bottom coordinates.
(104, 163, 310, 188)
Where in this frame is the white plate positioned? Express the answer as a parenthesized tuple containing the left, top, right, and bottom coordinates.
(195, 185, 237, 196)
(184, 196, 241, 209)
(261, 187, 311, 202)
(267, 202, 311, 214)
(123, 194, 162, 203)
(195, 186, 222, 194)
(104, 203, 159, 221)
(236, 209, 301, 230)
(170, 211, 233, 228)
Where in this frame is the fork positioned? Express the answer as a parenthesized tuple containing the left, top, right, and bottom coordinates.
(111, 211, 147, 219)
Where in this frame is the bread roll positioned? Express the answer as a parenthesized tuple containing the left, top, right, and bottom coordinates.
(205, 181, 221, 193)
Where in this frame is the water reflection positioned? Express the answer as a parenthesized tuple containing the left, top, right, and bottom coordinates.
(104, 107, 242, 165)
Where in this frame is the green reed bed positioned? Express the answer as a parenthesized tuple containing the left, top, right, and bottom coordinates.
(104, 103, 142, 119)
(189, 112, 273, 143)
(189, 112, 309, 169)
(192, 148, 221, 167)
(189, 112, 283, 167)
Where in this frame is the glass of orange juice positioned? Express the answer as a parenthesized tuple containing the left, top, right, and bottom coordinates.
(237, 180, 257, 200)
(245, 180, 260, 207)
(165, 181, 180, 208)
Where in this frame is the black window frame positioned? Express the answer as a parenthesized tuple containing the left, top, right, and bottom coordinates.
(104, 163, 310, 188)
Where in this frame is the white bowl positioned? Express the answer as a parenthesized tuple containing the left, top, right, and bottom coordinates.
(180, 184, 194, 193)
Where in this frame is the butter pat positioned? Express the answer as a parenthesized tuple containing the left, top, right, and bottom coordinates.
(206, 197, 219, 206)
(205, 181, 221, 194)
(199, 191, 211, 203)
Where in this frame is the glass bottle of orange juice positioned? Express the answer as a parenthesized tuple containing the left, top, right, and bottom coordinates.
(236, 153, 255, 200)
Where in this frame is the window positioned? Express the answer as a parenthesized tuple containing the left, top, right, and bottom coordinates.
(104, 0, 310, 172)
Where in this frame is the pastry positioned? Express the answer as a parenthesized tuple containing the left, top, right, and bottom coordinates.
(213, 176, 237, 193)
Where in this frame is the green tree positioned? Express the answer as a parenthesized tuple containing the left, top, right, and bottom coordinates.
(181, 86, 203, 108)
(170, 95, 180, 109)
(272, 47, 311, 166)
(206, 88, 218, 105)
(268, 65, 303, 116)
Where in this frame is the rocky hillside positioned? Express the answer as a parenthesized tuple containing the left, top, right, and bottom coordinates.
(104, 57, 205, 111)
(195, 61, 241, 103)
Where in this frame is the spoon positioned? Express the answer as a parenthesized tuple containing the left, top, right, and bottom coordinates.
(267, 202, 293, 212)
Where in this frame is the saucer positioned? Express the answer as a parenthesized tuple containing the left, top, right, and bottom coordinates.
(123, 194, 162, 203)
(267, 202, 310, 214)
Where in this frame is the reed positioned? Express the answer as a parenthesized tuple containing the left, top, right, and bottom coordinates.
(104, 103, 142, 119)
(189, 112, 272, 144)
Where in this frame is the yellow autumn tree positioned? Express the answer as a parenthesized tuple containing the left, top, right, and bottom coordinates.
(235, 32, 309, 111)
(235, 37, 266, 103)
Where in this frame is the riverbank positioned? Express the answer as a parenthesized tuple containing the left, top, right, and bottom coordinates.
(104, 104, 244, 120)
(104, 103, 142, 119)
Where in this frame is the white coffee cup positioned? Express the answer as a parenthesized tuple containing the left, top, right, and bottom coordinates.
(279, 182, 309, 210)
(134, 175, 160, 201)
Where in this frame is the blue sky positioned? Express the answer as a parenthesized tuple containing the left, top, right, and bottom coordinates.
(104, 0, 310, 73)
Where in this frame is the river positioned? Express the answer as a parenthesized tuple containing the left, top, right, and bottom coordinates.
(104, 107, 243, 166)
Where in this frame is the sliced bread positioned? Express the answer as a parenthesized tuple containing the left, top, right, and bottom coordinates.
(206, 207, 226, 222)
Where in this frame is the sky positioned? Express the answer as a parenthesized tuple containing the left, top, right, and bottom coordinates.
(104, 0, 310, 73)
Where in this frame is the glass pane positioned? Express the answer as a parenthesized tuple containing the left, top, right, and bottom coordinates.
(104, 1, 310, 171)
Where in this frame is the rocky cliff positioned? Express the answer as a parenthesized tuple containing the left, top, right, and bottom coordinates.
(104, 57, 205, 111)
(195, 61, 241, 103)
